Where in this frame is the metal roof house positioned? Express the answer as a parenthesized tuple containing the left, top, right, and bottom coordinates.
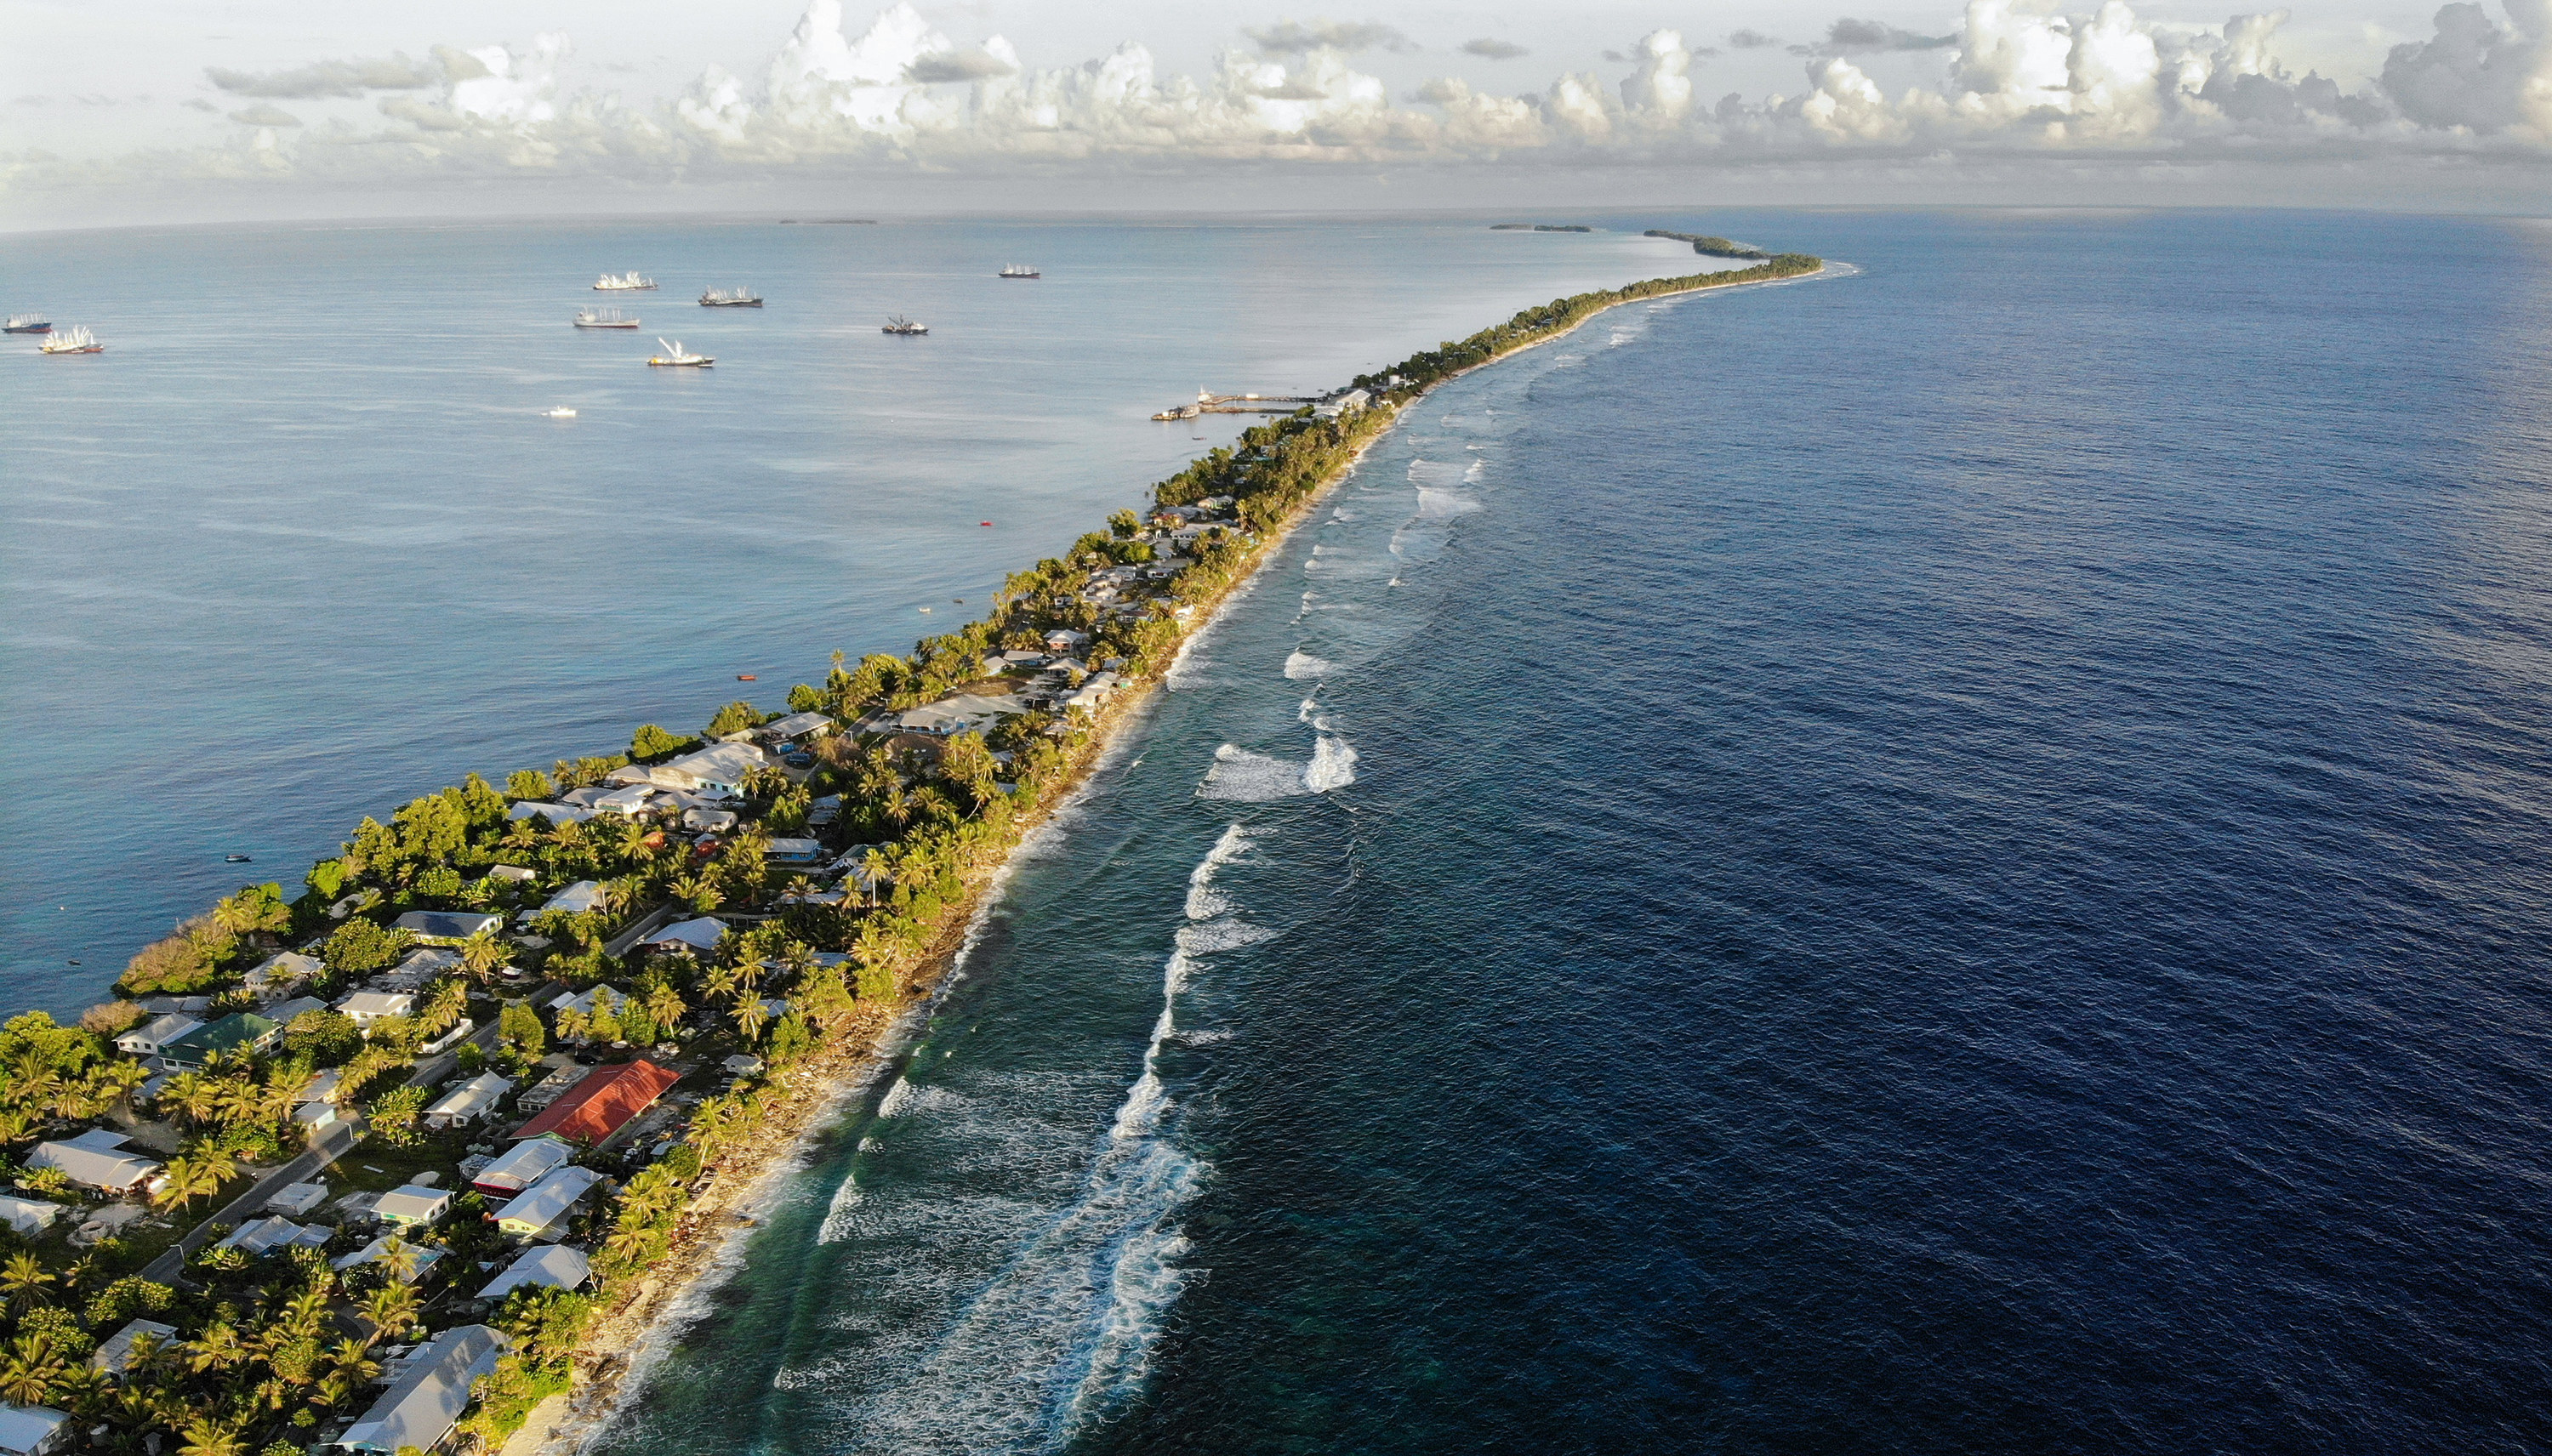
(492, 1164, 604, 1238)
(372, 1186, 452, 1228)
(331, 1234, 442, 1283)
(638, 918, 725, 955)
(26, 1140, 163, 1196)
(0, 1198, 60, 1237)
(760, 710, 836, 741)
(391, 909, 504, 942)
(538, 881, 608, 917)
(330, 1324, 506, 1456)
(0, 1405, 70, 1456)
(333, 990, 414, 1028)
(647, 741, 769, 797)
(477, 1243, 591, 1300)
(113, 1012, 201, 1058)
(473, 1136, 574, 1196)
(159, 1012, 282, 1069)
(242, 951, 323, 999)
(425, 1072, 515, 1129)
(214, 1215, 329, 1256)
(90, 1319, 179, 1380)
(510, 1059, 681, 1147)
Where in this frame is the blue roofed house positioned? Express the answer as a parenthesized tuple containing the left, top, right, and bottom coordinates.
(390, 910, 504, 943)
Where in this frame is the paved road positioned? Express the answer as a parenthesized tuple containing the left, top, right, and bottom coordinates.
(141, 1119, 362, 1282)
(602, 904, 677, 958)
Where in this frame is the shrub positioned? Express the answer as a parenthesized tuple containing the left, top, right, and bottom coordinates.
(323, 918, 409, 979)
(629, 724, 694, 763)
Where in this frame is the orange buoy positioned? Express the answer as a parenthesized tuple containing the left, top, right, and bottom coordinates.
(737, 674, 757, 681)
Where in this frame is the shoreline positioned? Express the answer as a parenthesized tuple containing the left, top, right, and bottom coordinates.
(522, 254, 1837, 1452)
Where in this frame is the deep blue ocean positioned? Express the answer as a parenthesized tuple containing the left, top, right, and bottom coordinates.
(17, 210, 2552, 1453)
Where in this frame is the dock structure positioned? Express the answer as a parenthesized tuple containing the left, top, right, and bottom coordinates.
(1152, 389, 1317, 421)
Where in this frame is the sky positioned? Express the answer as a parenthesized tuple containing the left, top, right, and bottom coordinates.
(4, 0, 2551, 225)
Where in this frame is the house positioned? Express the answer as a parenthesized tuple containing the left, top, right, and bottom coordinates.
(0, 1405, 70, 1456)
(0, 1197, 61, 1237)
(544, 986, 621, 1021)
(214, 1215, 329, 1256)
(377, 947, 459, 990)
(491, 1164, 605, 1238)
(113, 1012, 201, 1059)
(425, 1072, 515, 1129)
(297, 1067, 343, 1106)
(806, 795, 842, 828)
(90, 1319, 179, 1379)
(1044, 628, 1091, 653)
(334, 990, 415, 1028)
(27, 1140, 163, 1196)
(391, 910, 503, 942)
(242, 951, 322, 1000)
(265, 1181, 329, 1216)
(293, 1101, 340, 1135)
(516, 1065, 593, 1114)
(473, 1136, 574, 1196)
(683, 807, 738, 833)
(721, 1054, 764, 1077)
(478, 1243, 592, 1300)
(766, 837, 826, 866)
(372, 1186, 451, 1228)
(639, 918, 725, 955)
(329, 1325, 506, 1456)
(892, 693, 1025, 737)
(592, 784, 669, 816)
(510, 1059, 681, 1147)
(158, 1012, 282, 1069)
(508, 801, 598, 825)
(538, 881, 609, 917)
(647, 741, 770, 798)
(265, 995, 330, 1026)
(760, 710, 836, 742)
(331, 1234, 443, 1283)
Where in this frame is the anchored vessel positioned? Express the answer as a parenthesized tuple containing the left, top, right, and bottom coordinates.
(882, 315, 929, 335)
(647, 338, 713, 367)
(544, 407, 578, 418)
(997, 264, 1040, 279)
(4, 314, 51, 334)
(37, 326, 102, 355)
(594, 272, 657, 292)
(700, 287, 763, 307)
(574, 308, 641, 329)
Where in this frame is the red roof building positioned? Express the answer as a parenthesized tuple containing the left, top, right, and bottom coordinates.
(509, 1060, 681, 1147)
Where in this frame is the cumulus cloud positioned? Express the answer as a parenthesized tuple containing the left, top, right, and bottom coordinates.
(226, 104, 302, 127)
(1245, 19, 1416, 54)
(26, 0, 2552, 199)
(1727, 30, 1783, 48)
(204, 54, 441, 99)
(1461, 37, 1528, 60)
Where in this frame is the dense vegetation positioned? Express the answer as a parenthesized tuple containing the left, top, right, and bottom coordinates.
(15, 241, 1820, 1456)
(1643, 229, 1772, 259)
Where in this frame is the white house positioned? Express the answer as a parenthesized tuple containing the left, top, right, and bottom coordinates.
(639, 918, 725, 955)
(330, 1325, 506, 1456)
(507, 801, 598, 825)
(682, 808, 738, 833)
(27, 1140, 163, 1196)
(538, 881, 609, 917)
(493, 1164, 605, 1238)
(90, 1320, 179, 1380)
(331, 1234, 442, 1283)
(766, 837, 826, 866)
(372, 1186, 451, 1227)
(0, 1197, 61, 1237)
(334, 990, 415, 1028)
(214, 1215, 329, 1257)
(477, 1243, 591, 1300)
(760, 710, 835, 742)
(424, 1072, 514, 1129)
(242, 951, 323, 1000)
(265, 1181, 328, 1216)
(472, 1136, 573, 1196)
(642, 741, 769, 798)
(114, 1012, 200, 1059)
(390, 910, 503, 942)
(891, 693, 1024, 737)
(0, 1405, 70, 1456)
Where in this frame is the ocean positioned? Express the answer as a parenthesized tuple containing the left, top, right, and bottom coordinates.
(17, 209, 2552, 1453)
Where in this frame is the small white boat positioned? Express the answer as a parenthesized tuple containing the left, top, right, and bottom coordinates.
(575, 307, 641, 328)
(647, 338, 713, 367)
(594, 272, 658, 292)
(882, 315, 929, 335)
(544, 407, 578, 418)
(37, 326, 101, 355)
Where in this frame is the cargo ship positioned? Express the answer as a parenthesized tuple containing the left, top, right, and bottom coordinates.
(574, 308, 641, 328)
(4, 314, 51, 334)
(700, 287, 763, 307)
(37, 326, 102, 355)
(594, 272, 657, 291)
(997, 264, 1040, 279)
(882, 315, 929, 335)
(647, 338, 713, 367)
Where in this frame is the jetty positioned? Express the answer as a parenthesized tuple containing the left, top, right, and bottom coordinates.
(1151, 389, 1319, 421)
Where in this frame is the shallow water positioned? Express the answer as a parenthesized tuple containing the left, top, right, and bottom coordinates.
(591, 211, 2552, 1454)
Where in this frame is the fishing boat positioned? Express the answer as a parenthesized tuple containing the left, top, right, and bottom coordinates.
(4, 314, 50, 334)
(37, 327, 102, 355)
(594, 272, 657, 291)
(647, 338, 713, 367)
(882, 315, 929, 335)
(997, 264, 1040, 279)
(700, 287, 763, 307)
(544, 407, 578, 418)
(575, 307, 641, 328)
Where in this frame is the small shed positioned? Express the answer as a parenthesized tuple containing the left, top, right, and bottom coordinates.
(0, 1197, 62, 1237)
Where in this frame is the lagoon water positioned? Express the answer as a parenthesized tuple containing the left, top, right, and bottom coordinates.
(18, 210, 2552, 1453)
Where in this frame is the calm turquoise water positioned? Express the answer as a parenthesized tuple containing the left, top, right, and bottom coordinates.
(19, 210, 2552, 1453)
(0, 216, 1696, 1010)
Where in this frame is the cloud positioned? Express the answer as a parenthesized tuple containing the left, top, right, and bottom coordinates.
(906, 47, 1017, 82)
(226, 104, 302, 127)
(1795, 18, 1960, 54)
(1460, 38, 1527, 60)
(1245, 20, 1416, 55)
(26, 0, 2552, 202)
(203, 54, 441, 99)
(182, 98, 219, 111)
(1727, 30, 1782, 49)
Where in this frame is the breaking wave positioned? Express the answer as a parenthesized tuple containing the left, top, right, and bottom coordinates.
(1304, 735, 1359, 793)
(1284, 650, 1336, 680)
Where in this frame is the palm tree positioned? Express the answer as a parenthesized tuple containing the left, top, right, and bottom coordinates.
(0, 1333, 62, 1406)
(645, 981, 687, 1034)
(162, 1072, 218, 1129)
(735, 996, 770, 1045)
(323, 1337, 379, 1387)
(359, 1284, 419, 1348)
(457, 930, 511, 986)
(0, 1253, 53, 1317)
(151, 1156, 223, 1214)
(376, 1236, 422, 1285)
(186, 1322, 248, 1375)
(419, 978, 468, 1036)
(175, 1415, 244, 1456)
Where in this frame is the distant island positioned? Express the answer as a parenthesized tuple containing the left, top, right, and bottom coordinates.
(1643, 229, 1771, 259)
(1490, 224, 1594, 232)
(0, 241, 1824, 1456)
(778, 219, 879, 225)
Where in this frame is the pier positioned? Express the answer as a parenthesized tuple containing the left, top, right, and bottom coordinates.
(1152, 389, 1317, 421)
